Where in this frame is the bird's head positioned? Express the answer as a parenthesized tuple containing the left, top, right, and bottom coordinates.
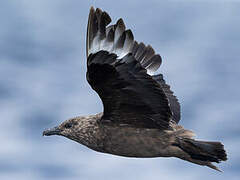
(43, 114, 101, 148)
(43, 117, 81, 137)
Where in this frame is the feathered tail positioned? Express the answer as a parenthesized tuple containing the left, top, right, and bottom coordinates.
(174, 137, 227, 171)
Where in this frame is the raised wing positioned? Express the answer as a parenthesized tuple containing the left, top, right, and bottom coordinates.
(86, 7, 180, 128)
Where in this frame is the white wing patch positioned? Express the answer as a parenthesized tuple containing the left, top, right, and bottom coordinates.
(87, 7, 162, 75)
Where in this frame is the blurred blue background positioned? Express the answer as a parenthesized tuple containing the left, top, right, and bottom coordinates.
(0, 0, 239, 179)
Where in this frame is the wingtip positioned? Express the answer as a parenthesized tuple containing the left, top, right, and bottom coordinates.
(89, 6, 95, 16)
(96, 8, 102, 16)
(102, 11, 112, 26)
(116, 18, 126, 30)
(87, 7, 95, 58)
(125, 29, 134, 41)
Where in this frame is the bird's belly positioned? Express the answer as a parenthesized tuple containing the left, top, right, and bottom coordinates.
(102, 126, 172, 158)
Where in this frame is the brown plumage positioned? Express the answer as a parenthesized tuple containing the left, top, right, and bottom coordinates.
(43, 7, 227, 171)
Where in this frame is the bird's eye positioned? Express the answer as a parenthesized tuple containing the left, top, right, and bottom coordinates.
(64, 123, 72, 129)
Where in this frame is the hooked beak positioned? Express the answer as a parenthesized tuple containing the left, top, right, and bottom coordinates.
(43, 126, 62, 136)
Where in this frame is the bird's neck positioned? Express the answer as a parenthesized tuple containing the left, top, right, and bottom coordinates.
(71, 113, 105, 152)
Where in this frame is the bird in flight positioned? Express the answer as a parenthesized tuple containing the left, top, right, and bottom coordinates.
(43, 7, 227, 171)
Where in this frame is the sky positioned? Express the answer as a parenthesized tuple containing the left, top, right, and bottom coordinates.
(0, 0, 240, 179)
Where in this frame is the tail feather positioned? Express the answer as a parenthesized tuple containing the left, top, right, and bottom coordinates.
(175, 137, 227, 171)
(185, 140, 227, 162)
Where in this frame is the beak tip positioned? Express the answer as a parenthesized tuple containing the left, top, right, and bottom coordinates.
(42, 126, 61, 136)
(42, 130, 47, 136)
(42, 129, 49, 136)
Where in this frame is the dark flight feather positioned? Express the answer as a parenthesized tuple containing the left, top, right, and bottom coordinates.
(152, 74, 181, 123)
(86, 7, 180, 128)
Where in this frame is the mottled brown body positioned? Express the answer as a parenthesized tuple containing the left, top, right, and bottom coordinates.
(43, 113, 226, 171)
(54, 113, 188, 159)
